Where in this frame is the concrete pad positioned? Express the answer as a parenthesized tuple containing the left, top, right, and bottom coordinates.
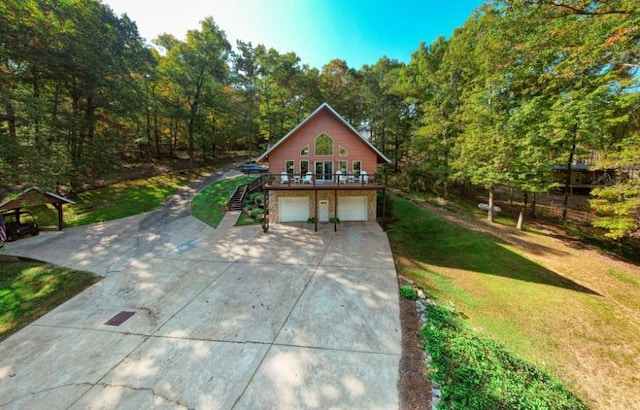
(170, 225, 258, 263)
(74, 337, 270, 410)
(157, 262, 316, 343)
(34, 259, 231, 335)
(235, 345, 399, 410)
(276, 265, 401, 354)
(244, 225, 330, 265)
(0, 326, 146, 408)
(70, 385, 189, 409)
(320, 223, 396, 270)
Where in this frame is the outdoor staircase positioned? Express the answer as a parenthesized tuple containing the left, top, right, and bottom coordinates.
(228, 185, 247, 211)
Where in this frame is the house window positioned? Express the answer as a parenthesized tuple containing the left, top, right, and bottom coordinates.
(339, 145, 348, 156)
(315, 133, 333, 156)
(300, 145, 309, 156)
(315, 161, 333, 181)
(300, 160, 309, 174)
(285, 160, 294, 175)
(339, 160, 347, 173)
(353, 160, 362, 175)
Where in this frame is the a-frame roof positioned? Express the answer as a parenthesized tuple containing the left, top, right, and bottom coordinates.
(256, 102, 391, 164)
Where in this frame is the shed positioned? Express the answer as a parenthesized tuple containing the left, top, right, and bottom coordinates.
(0, 186, 75, 231)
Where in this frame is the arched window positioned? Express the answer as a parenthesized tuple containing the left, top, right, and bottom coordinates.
(315, 133, 333, 156)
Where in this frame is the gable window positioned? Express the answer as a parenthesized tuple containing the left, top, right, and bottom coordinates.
(300, 145, 309, 156)
(339, 145, 348, 156)
(315, 133, 333, 156)
(353, 160, 362, 175)
(285, 160, 294, 175)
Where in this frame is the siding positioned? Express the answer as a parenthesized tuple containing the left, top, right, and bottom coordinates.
(267, 110, 378, 175)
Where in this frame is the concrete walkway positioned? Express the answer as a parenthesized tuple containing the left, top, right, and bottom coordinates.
(0, 170, 401, 409)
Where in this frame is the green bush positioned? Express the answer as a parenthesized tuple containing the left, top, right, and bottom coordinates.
(399, 284, 419, 300)
(423, 303, 587, 410)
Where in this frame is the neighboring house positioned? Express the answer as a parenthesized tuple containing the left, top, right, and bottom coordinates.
(256, 103, 390, 227)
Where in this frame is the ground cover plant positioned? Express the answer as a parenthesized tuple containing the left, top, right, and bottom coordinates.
(0, 257, 99, 341)
(423, 302, 586, 409)
(191, 175, 256, 228)
(388, 196, 640, 409)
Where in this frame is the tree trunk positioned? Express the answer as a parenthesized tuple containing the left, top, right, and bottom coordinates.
(563, 124, 578, 223)
(488, 185, 495, 223)
(530, 192, 537, 218)
(443, 127, 449, 199)
(516, 191, 529, 230)
(154, 110, 161, 158)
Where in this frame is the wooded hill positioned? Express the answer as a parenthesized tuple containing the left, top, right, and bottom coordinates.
(1, 0, 638, 239)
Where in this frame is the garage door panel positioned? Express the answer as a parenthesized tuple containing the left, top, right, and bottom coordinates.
(338, 196, 367, 221)
(280, 197, 309, 222)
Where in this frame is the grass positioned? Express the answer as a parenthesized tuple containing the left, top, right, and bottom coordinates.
(0, 257, 99, 341)
(191, 175, 257, 228)
(388, 197, 640, 409)
(29, 168, 215, 227)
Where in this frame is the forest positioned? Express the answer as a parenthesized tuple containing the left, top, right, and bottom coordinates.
(1, 0, 638, 239)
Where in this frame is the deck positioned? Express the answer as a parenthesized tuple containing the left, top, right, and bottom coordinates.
(261, 173, 386, 191)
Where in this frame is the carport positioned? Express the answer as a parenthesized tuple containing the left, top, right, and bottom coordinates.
(0, 186, 75, 231)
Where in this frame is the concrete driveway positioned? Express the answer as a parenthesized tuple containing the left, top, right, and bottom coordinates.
(0, 171, 401, 409)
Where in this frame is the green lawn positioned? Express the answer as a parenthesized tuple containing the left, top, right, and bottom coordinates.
(389, 196, 640, 409)
(30, 168, 215, 227)
(191, 175, 257, 228)
(0, 257, 99, 341)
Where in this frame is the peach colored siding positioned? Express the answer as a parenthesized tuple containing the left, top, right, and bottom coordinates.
(267, 110, 378, 175)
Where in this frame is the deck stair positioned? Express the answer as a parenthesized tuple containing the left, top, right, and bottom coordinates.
(228, 185, 248, 211)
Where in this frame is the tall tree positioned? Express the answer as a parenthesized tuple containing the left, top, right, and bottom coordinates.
(156, 17, 231, 170)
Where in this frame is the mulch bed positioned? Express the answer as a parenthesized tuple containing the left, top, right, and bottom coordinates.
(398, 278, 432, 410)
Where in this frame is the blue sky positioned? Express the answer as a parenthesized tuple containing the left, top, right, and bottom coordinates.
(103, 0, 485, 69)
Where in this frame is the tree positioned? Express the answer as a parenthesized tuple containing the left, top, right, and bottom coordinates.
(156, 17, 231, 170)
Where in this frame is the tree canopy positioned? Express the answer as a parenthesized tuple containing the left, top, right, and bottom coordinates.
(1, 0, 638, 237)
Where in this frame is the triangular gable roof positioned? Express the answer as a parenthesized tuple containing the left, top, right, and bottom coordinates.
(0, 186, 75, 211)
(256, 102, 391, 164)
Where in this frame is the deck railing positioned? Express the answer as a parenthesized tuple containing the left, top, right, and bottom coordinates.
(262, 171, 386, 188)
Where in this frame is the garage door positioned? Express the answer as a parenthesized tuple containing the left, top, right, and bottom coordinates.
(338, 196, 367, 221)
(279, 197, 309, 222)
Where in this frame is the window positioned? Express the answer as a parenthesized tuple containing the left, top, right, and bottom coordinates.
(285, 160, 294, 175)
(300, 145, 309, 156)
(300, 160, 309, 174)
(339, 160, 347, 173)
(353, 160, 362, 175)
(315, 133, 333, 156)
(315, 161, 333, 181)
(339, 145, 348, 156)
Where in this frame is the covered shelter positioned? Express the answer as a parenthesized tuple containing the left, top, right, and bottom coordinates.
(0, 186, 75, 231)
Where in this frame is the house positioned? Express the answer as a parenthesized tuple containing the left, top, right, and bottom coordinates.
(256, 103, 390, 229)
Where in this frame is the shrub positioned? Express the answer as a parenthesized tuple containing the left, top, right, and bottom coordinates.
(399, 284, 419, 300)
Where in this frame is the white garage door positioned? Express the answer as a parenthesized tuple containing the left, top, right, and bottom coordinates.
(338, 196, 367, 221)
(279, 197, 309, 222)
